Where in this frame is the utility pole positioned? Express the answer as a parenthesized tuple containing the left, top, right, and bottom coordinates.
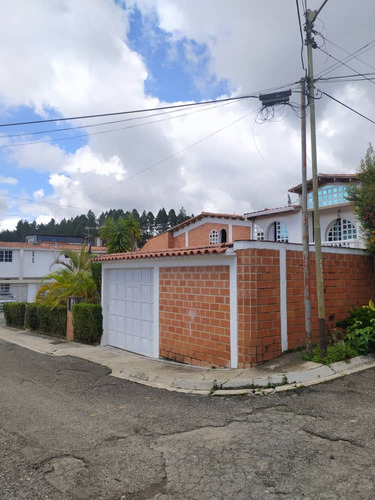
(300, 77, 312, 354)
(305, 4, 328, 354)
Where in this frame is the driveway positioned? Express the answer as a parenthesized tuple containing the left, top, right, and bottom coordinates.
(1, 338, 375, 500)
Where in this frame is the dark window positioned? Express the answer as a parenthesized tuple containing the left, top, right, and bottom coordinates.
(0, 250, 12, 262)
(220, 229, 227, 243)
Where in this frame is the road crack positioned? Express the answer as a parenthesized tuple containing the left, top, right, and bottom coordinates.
(303, 428, 364, 448)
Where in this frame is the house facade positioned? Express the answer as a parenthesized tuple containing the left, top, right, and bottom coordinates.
(0, 240, 106, 303)
(96, 172, 372, 368)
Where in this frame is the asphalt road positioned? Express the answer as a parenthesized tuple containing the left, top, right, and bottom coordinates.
(1, 339, 375, 500)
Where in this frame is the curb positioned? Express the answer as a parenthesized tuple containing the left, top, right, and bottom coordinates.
(1, 327, 375, 396)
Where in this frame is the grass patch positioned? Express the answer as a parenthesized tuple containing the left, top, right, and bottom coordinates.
(303, 343, 359, 365)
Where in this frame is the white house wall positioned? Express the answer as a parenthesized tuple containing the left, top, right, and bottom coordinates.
(252, 211, 302, 243)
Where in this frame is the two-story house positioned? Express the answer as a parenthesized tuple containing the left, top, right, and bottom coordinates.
(0, 235, 106, 304)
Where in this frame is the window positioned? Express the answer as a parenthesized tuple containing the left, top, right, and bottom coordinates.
(276, 222, 288, 242)
(308, 184, 348, 209)
(219, 229, 227, 243)
(254, 224, 264, 241)
(327, 219, 357, 242)
(0, 284, 10, 293)
(209, 229, 219, 245)
(0, 250, 12, 262)
(32, 251, 35, 264)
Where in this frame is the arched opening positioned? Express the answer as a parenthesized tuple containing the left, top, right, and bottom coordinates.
(267, 221, 288, 242)
(326, 218, 357, 242)
(220, 228, 227, 243)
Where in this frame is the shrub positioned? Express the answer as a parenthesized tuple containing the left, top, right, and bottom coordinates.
(346, 318, 375, 354)
(25, 303, 67, 338)
(303, 343, 359, 365)
(72, 303, 103, 345)
(90, 262, 102, 294)
(3, 302, 27, 329)
(336, 300, 375, 330)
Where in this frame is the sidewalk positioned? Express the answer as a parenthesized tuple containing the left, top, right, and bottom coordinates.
(1, 326, 375, 395)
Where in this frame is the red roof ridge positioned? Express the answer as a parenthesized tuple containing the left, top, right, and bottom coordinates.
(92, 243, 233, 262)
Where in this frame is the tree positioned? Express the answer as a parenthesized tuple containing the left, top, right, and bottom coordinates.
(36, 244, 98, 307)
(347, 144, 375, 252)
(168, 209, 178, 228)
(155, 208, 169, 233)
(99, 215, 142, 253)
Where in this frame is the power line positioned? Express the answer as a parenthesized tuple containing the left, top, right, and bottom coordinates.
(321, 90, 375, 125)
(316, 46, 375, 87)
(0, 94, 259, 129)
(315, 39, 375, 78)
(0, 80, 301, 130)
(0, 100, 238, 149)
(0, 106, 260, 211)
(296, 0, 306, 70)
(318, 34, 375, 73)
(80, 107, 260, 203)
(316, 72, 375, 81)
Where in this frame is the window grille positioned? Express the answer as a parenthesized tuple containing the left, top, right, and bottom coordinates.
(209, 229, 219, 245)
(276, 222, 288, 242)
(254, 224, 265, 241)
(308, 184, 348, 209)
(0, 250, 12, 262)
(327, 219, 357, 241)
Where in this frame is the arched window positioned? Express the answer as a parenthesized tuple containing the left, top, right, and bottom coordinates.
(219, 229, 227, 243)
(209, 229, 219, 245)
(276, 221, 288, 242)
(327, 219, 357, 242)
(253, 224, 264, 241)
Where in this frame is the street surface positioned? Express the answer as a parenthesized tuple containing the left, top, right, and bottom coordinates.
(1, 338, 375, 500)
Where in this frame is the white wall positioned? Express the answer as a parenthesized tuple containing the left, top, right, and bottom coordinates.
(23, 248, 66, 278)
(0, 250, 21, 278)
(252, 211, 302, 244)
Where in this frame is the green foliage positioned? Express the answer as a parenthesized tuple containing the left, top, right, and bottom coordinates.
(346, 317, 375, 354)
(346, 144, 375, 252)
(36, 244, 99, 307)
(3, 302, 26, 329)
(90, 262, 102, 294)
(303, 343, 359, 365)
(25, 304, 67, 338)
(99, 216, 140, 253)
(72, 303, 103, 344)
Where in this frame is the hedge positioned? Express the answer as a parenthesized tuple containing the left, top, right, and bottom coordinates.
(72, 303, 103, 345)
(3, 302, 27, 329)
(25, 304, 67, 338)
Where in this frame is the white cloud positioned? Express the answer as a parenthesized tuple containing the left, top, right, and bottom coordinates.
(0, 0, 374, 226)
(0, 176, 18, 185)
(0, 217, 19, 231)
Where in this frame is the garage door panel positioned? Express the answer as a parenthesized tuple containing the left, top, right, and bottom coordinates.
(106, 267, 154, 357)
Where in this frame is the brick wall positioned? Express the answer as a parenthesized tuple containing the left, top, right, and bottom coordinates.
(141, 232, 173, 252)
(232, 225, 251, 241)
(187, 223, 229, 247)
(237, 246, 374, 366)
(286, 250, 375, 349)
(172, 233, 185, 248)
(159, 265, 231, 367)
(237, 248, 281, 367)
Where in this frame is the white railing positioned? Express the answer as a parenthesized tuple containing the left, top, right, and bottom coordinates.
(321, 239, 362, 249)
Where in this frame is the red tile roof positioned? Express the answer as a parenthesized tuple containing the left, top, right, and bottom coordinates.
(170, 212, 245, 232)
(92, 243, 233, 262)
(0, 241, 107, 252)
(288, 174, 357, 194)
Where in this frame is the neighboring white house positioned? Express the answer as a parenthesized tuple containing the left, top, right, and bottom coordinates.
(0, 240, 106, 303)
(245, 173, 363, 248)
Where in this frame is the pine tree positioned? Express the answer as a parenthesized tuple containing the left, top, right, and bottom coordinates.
(168, 209, 178, 228)
(155, 208, 169, 233)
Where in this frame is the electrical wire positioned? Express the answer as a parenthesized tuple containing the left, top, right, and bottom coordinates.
(0, 100, 238, 149)
(296, 0, 306, 70)
(317, 34, 375, 73)
(316, 46, 375, 87)
(0, 106, 261, 211)
(320, 89, 375, 125)
(315, 39, 375, 78)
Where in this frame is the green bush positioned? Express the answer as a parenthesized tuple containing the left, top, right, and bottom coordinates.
(303, 343, 359, 365)
(72, 303, 103, 345)
(90, 262, 102, 294)
(346, 318, 375, 354)
(25, 303, 67, 338)
(3, 302, 27, 329)
(336, 300, 375, 330)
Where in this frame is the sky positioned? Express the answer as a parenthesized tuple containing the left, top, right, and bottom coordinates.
(0, 0, 374, 231)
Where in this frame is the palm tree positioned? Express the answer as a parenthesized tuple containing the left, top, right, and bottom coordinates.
(99, 215, 142, 253)
(36, 244, 99, 307)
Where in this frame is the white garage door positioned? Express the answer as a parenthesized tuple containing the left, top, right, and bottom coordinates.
(107, 267, 155, 357)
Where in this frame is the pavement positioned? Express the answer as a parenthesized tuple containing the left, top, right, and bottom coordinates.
(2, 338, 375, 499)
(1, 325, 375, 395)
